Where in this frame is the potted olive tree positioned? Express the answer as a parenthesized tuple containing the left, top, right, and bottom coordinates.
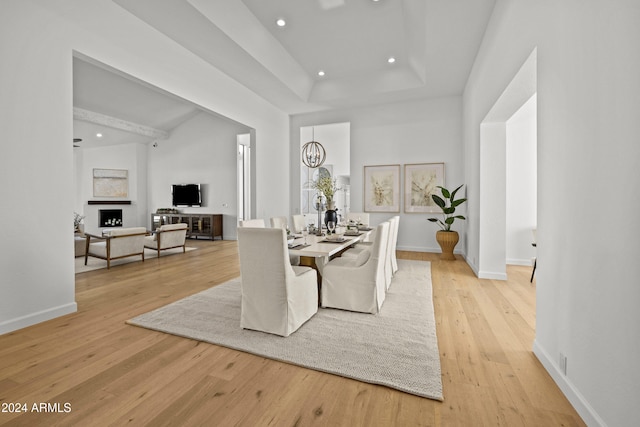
(427, 185, 467, 260)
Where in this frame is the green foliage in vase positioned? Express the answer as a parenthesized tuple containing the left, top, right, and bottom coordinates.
(313, 176, 340, 202)
(73, 212, 85, 231)
(427, 185, 467, 231)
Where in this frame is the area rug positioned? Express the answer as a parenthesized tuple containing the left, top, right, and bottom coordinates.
(127, 259, 443, 400)
(75, 247, 196, 274)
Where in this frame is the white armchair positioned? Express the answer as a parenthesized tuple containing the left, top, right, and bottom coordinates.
(144, 223, 188, 258)
(321, 221, 389, 314)
(84, 227, 147, 269)
(237, 227, 318, 337)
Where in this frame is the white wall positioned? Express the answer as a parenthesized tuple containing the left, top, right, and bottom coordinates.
(506, 95, 537, 265)
(291, 97, 463, 252)
(76, 143, 146, 231)
(300, 122, 350, 218)
(0, 0, 289, 334)
(147, 112, 249, 239)
(463, 1, 640, 426)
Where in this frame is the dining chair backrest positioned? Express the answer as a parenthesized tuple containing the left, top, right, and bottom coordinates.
(291, 214, 306, 233)
(370, 221, 390, 310)
(383, 217, 396, 288)
(239, 219, 265, 228)
(270, 216, 288, 230)
(347, 212, 370, 226)
(390, 215, 400, 274)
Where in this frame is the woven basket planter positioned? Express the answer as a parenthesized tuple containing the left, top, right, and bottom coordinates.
(436, 230, 459, 260)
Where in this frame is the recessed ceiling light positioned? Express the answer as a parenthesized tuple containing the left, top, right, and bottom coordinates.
(276, 18, 286, 27)
(318, 70, 325, 77)
(96, 133, 103, 138)
(387, 57, 396, 64)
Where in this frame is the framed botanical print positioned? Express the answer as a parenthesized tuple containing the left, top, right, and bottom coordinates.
(363, 164, 401, 213)
(404, 162, 445, 213)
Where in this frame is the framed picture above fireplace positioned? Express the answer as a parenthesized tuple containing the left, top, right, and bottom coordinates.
(93, 168, 128, 198)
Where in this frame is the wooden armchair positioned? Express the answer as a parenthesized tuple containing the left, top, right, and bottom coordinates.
(84, 227, 148, 269)
(144, 223, 188, 258)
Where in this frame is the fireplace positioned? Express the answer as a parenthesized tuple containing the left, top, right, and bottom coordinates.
(99, 209, 123, 228)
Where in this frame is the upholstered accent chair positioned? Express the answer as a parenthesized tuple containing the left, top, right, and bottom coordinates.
(84, 227, 147, 269)
(144, 223, 188, 258)
(237, 227, 318, 337)
(321, 221, 389, 314)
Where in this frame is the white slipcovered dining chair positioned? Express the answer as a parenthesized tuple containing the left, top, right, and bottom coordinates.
(243, 217, 300, 265)
(270, 216, 288, 230)
(237, 227, 318, 337)
(346, 212, 370, 226)
(321, 221, 389, 314)
(291, 214, 306, 233)
(144, 223, 188, 258)
(239, 218, 265, 228)
(347, 212, 375, 243)
(383, 216, 398, 289)
(342, 216, 397, 289)
(390, 215, 400, 274)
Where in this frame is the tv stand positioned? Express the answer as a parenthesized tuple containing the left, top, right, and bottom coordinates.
(151, 213, 222, 240)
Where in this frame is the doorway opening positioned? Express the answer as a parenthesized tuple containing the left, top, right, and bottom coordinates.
(478, 48, 537, 280)
(237, 133, 251, 222)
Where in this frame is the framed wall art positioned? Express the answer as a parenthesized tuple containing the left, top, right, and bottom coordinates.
(93, 168, 128, 198)
(404, 162, 445, 213)
(363, 164, 400, 213)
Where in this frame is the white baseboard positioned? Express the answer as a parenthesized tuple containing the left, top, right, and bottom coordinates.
(532, 340, 607, 427)
(465, 254, 479, 276)
(395, 245, 463, 254)
(477, 270, 508, 280)
(0, 302, 77, 336)
(506, 257, 534, 266)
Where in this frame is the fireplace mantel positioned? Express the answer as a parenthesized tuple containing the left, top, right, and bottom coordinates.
(87, 200, 132, 205)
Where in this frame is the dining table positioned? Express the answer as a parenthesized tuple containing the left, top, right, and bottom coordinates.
(288, 228, 372, 300)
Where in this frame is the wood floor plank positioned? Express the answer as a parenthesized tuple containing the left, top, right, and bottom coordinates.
(0, 241, 585, 426)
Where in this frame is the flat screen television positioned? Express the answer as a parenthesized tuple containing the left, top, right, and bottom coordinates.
(172, 184, 201, 207)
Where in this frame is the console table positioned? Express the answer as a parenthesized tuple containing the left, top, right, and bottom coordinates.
(151, 213, 223, 240)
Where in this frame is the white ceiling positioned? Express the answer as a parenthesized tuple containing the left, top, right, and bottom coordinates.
(73, 0, 496, 147)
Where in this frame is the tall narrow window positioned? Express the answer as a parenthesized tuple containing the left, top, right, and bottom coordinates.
(237, 134, 251, 222)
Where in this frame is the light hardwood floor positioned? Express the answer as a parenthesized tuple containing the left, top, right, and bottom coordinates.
(0, 240, 584, 426)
